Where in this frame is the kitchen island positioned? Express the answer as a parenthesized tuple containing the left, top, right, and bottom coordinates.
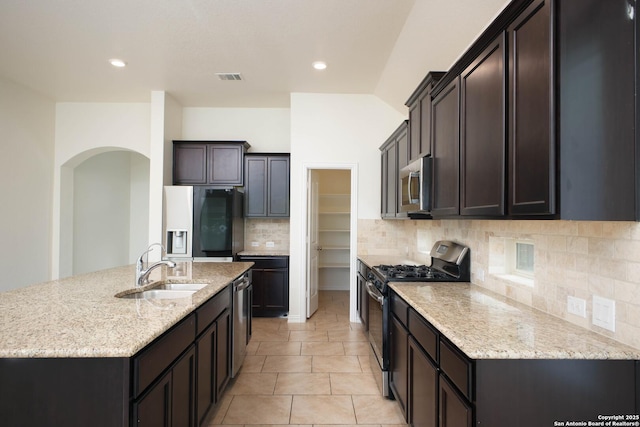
(0, 261, 253, 427)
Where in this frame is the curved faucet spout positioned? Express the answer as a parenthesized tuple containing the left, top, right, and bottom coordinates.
(137, 260, 176, 286)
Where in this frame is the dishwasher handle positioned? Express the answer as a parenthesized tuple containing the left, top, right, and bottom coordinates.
(233, 274, 251, 292)
(365, 280, 384, 306)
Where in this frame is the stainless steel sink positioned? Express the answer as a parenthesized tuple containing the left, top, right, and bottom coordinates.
(118, 289, 197, 300)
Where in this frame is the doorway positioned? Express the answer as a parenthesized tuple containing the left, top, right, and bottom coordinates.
(304, 164, 358, 322)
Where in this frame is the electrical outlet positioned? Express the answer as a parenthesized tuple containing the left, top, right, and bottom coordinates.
(266, 241, 275, 248)
(567, 296, 587, 318)
(251, 241, 259, 247)
(592, 295, 616, 332)
(477, 268, 485, 282)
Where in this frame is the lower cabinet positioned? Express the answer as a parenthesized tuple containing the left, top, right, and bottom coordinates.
(389, 289, 640, 427)
(238, 255, 289, 317)
(408, 337, 438, 427)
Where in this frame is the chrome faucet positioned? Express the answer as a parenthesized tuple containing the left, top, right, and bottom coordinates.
(136, 243, 176, 286)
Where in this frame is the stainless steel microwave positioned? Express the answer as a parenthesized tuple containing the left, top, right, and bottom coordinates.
(399, 156, 432, 214)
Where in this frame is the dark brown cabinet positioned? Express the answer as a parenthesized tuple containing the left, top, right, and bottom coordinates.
(460, 35, 506, 217)
(409, 337, 438, 427)
(431, 78, 460, 217)
(507, 0, 554, 216)
(238, 256, 289, 317)
(406, 72, 446, 162)
(244, 154, 290, 217)
(134, 371, 173, 427)
(173, 141, 250, 186)
(380, 121, 408, 219)
(172, 346, 196, 427)
(389, 316, 408, 418)
(196, 288, 232, 426)
(389, 290, 640, 427)
(439, 376, 472, 427)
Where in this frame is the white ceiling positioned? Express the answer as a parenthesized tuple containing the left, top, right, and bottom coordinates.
(0, 0, 509, 111)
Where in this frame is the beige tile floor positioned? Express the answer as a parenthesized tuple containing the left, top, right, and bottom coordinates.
(205, 290, 407, 427)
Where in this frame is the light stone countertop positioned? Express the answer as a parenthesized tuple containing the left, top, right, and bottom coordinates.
(0, 261, 252, 359)
(358, 254, 640, 360)
(391, 282, 640, 360)
(237, 250, 290, 257)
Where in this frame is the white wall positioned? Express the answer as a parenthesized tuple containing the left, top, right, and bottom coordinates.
(288, 93, 406, 321)
(53, 102, 151, 278)
(182, 108, 291, 152)
(73, 151, 133, 275)
(0, 77, 55, 291)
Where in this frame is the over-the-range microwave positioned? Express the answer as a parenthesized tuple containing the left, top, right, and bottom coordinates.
(399, 155, 432, 218)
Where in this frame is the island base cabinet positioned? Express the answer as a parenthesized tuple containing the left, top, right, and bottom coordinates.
(0, 357, 130, 427)
(134, 371, 172, 427)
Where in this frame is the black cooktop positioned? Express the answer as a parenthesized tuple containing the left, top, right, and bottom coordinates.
(373, 264, 453, 281)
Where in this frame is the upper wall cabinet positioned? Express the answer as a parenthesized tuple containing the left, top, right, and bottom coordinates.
(173, 141, 250, 186)
(431, 78, 460, 217)
(406, 72, 445, 162)
(507, 0, 554, 216)
(419, 0, 638, 221)
(460, 35, 506, 217)
(244, 154, 290, 218)
(380, 121, 409, 219)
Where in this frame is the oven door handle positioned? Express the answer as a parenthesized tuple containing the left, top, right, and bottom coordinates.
(365, 281, 384, 306)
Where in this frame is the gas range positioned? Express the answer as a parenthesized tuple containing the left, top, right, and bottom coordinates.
(368, 240, 470, 293)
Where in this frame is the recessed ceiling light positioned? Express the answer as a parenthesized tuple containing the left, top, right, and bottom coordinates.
(109, 58, 127, 68)
(312, 61, 327, 70)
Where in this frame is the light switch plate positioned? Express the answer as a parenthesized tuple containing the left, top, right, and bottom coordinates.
(266, 242, 275, 248)
(592, 295, 615, 332)
(251, 241, 259, 247)
(567, 295, 586, 318)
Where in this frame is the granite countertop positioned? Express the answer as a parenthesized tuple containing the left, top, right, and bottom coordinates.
(237, 250, 290, 257)
(0, 261, 252, 359)
(358, 254, 640, 360)
(391, 282, 640, 360)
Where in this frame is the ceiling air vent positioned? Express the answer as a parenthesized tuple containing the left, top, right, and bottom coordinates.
(216, 73, 243, 81)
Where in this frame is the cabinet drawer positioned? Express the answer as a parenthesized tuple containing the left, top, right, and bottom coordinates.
(133, 313, 196, 398)
(239, 256, 289, 270)
(390, 292, 409, 327)
(197, 286, 231, 336)
(408, 309, 438, 362)
(440, 338, 472, 400)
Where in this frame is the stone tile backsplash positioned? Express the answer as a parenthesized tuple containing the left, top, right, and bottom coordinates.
(358, 218, 640, 350)
(245, 218, 290, 251)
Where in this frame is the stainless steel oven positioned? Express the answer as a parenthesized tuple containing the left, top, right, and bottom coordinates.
(366, 240, 471, 398)
(365, 279, 389, 396)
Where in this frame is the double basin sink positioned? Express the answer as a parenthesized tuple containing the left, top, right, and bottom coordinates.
(116, 282, 209, 300)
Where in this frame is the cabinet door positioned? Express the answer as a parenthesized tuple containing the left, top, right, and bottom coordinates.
(245, 156, 268, 217)
(390, 315, 408, 421)
(133, 372, 172, 427)
(396, 127, 409, 217)
(174, 144, 207, 185)
(216, 308, 231, 398)
(196, 322, 216, 425)
(267, 156, 290, 217)
(409, 101, 421, 161)
(381, 141, 398, 218)
(172, 346, 196, 427)
(439, 376, 472, 427)
(252, 269, 289, 316)
(208, 144, 244, 185)
(460, 35, 505, 217)
(431, 77, 461, 217)
(409, 337, 438, 427)
(507, 0, 554, 216)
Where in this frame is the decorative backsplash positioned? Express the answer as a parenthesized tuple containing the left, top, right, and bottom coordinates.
(358, 218, 640, 351)
(244, 218, 290, 251)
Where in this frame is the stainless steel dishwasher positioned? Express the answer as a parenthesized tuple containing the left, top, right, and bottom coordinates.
(231, 271, 252, 377)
